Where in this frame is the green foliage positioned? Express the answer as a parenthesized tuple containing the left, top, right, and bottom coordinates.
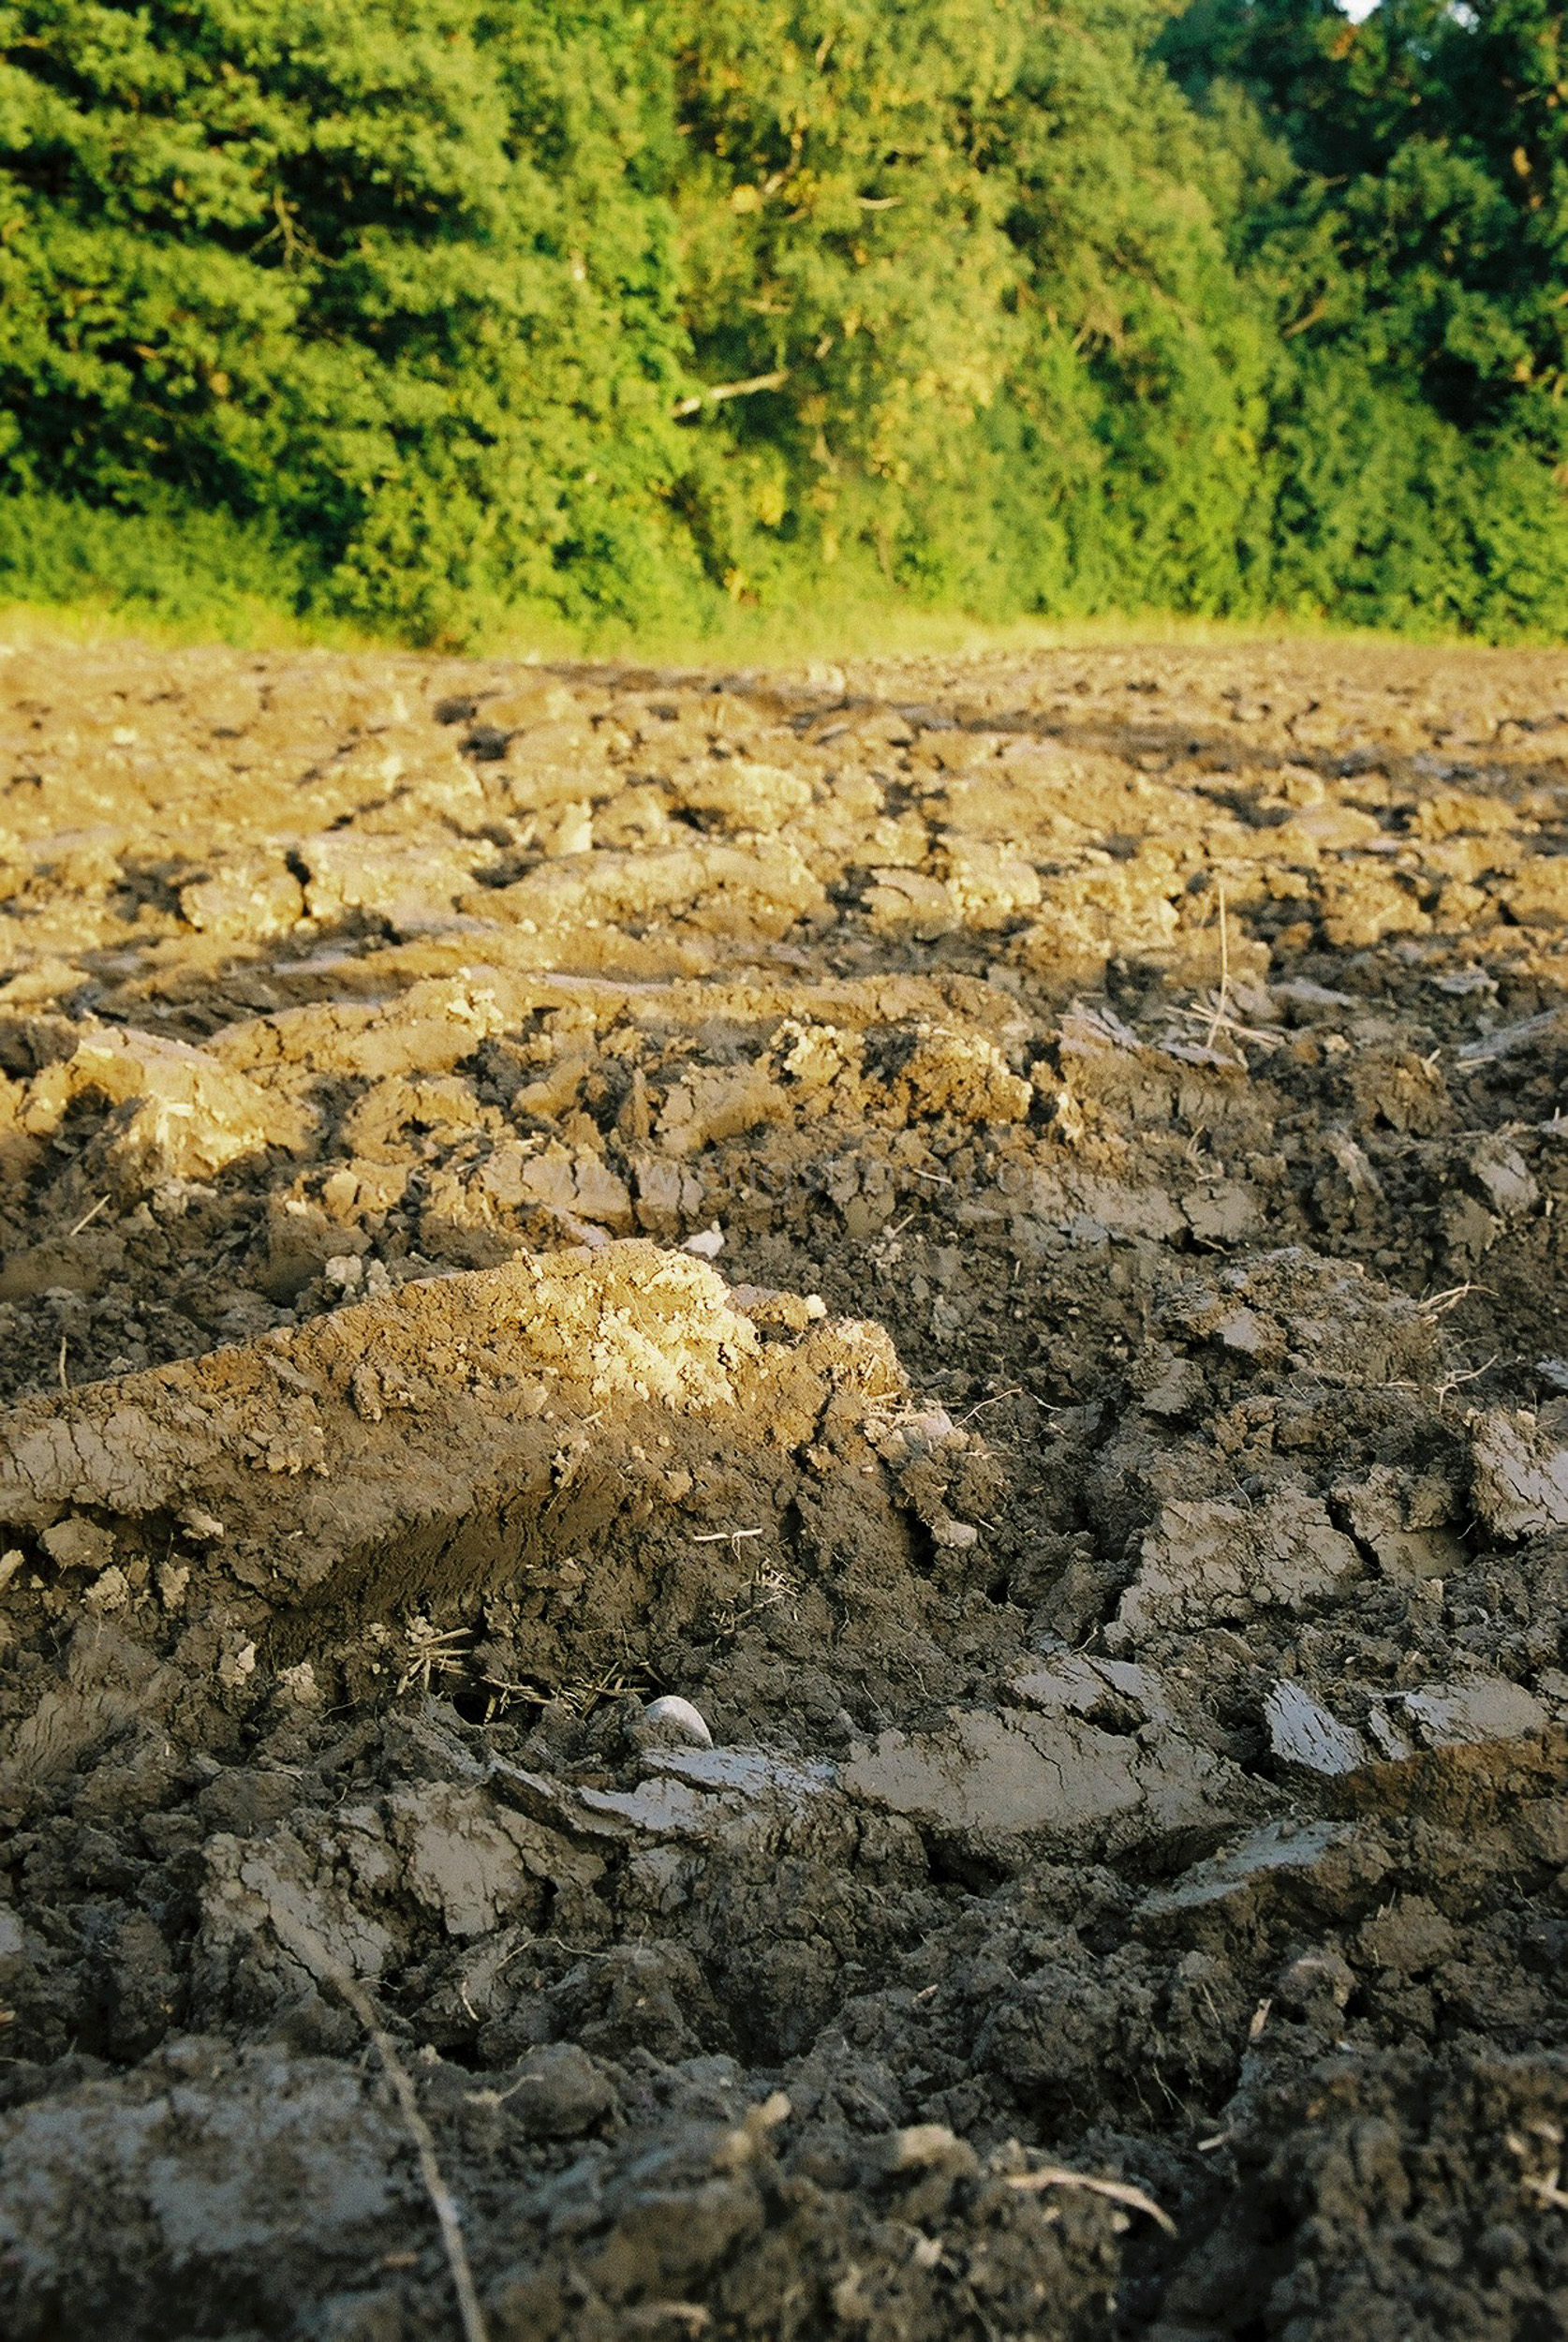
(0, 0, 1562, 643)
(1164, 0, 1568, 437)
(0, 0, 700, 636)
(0, 487, 321, 635)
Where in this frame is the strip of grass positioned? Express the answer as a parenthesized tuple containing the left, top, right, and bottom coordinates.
(0, 494, 1530, 674)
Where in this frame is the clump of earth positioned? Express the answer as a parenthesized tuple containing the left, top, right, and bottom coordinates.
(5, 631, 1568, 2338)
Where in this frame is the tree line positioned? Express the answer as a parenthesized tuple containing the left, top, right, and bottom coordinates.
(0, 0, 1561, 641)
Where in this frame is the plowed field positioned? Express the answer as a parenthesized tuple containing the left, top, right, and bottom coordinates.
(6, 631, 1568, 2339)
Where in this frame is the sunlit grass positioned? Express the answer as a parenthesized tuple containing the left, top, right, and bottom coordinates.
(3, 484, 1559, 670)
(3, 586, 1547, 679)
(0, 596, 376, 657)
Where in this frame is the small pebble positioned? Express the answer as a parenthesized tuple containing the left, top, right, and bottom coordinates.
(642, 1695, 714, 1747)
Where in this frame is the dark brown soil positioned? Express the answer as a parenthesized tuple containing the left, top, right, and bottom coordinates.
(5, 630, 1568, 2340)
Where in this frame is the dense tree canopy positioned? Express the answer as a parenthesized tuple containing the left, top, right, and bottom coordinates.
(0, 0, 1562, 640)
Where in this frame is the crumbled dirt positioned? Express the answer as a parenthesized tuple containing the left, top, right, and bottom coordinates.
(6, 631, 1568, 2337)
